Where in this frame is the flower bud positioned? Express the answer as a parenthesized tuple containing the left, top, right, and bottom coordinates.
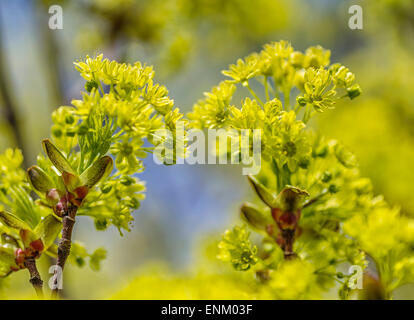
(85, 80, 98, 92)
(297, 96, 307, 106)
(312, 145, 328, 158)
(347, 84, 361, 100)
(329, 184, 339, 194)
(101, 183, 112, 194)
(321, 171, 332, 183)
(120, 176, 134, 186)
(65, 114, 75, 124)
(126, 198, 140, 209)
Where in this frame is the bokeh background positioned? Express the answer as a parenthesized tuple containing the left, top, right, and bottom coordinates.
(0, 0, 413, 299)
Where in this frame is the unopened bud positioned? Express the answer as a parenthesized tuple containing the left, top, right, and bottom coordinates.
(120, 176, 134, 186)
(329, 184, 339, 194)
(101, 183, 112, 194)
(85, 80, 98, 92)
(347, 84, 361, 100)
(65, 114, 75, 124)
(297, 96, 307, 106)
(321, 171, 332, 183)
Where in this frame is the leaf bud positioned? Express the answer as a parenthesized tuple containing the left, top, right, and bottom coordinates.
(85, 80, 98, 92)
(321, 171, 332, 183)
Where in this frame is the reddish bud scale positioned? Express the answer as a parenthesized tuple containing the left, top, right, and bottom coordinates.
(67, 192, 82, 207)
(271, 208, 301, 230)
(30, 239, 44, 253)
(62, 171, 78, 189)
(74, 186, 89, 200)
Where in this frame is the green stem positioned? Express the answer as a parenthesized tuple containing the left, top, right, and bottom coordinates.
(284, 88, 290, 110)
(245, 83, 264, 106)
(264, 76, 269, 101)
(294, 103, 302, 113)
(271, 158, 283, 193)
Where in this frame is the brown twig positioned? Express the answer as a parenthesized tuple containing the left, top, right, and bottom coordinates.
(24, 258, 44, 299)
(280, 229, 297, 260)
(51, 204, 77, 298)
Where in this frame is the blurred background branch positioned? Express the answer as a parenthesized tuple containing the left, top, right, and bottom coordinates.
(0, 7, 27, 167)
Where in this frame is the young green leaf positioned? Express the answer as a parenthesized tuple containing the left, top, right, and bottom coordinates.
(0, 246, 17, 277)
(44, 244, 58, 258)
(27, 166, 55, 193)
(247, 175, 277, 208)
(34, 215, 62, 250)
(79, 156, 113, 189)
(42, 139, 75, 174)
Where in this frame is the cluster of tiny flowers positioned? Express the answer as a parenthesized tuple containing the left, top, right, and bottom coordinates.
(47, 54, 185, 234)
(189, 41, 414, 299)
